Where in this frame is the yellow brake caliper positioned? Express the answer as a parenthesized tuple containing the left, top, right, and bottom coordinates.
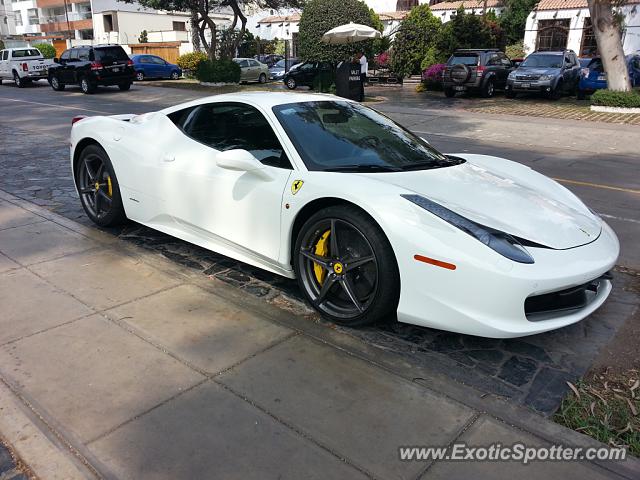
(107, 176, 113, 197)
(314, 230, 331, 284)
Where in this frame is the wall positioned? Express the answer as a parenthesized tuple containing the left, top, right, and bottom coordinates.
(11, 0, 39, 35)
(524, 5, 640, 56)
(1, 0, 17, 36)
(92, 10, 191, 45)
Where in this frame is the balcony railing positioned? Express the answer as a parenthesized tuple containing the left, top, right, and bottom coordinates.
(40, 11, 91, 24)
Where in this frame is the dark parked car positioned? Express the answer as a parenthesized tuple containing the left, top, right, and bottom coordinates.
(130, 54, 181, 81)
(577, 54, 640, 99)
(48, 44, 135, 94)
(269, 57, 299, 81)
(255, 54, 283, 67)
(283, 61, 333, 89)
(443, 49, 513, 98)
(506, 50, 581, 100)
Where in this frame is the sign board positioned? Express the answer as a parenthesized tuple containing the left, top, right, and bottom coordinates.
(335, 61, 361, 101)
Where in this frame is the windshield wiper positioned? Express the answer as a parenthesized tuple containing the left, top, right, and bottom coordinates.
(323, 164, 401, 172)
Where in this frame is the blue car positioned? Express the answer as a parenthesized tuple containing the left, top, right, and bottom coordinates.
(577, 54, 640, 99)
(130, 54, 182, 81)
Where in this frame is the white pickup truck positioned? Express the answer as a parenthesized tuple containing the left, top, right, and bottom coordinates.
(0, 47, 55, 87)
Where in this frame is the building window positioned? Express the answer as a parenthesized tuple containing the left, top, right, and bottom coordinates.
(172, 21, 186, 31)
(103, 14, 113, 32)
(14, 11, 22, 26)
(580, 17, 598, 57)
(396, 0, 418, 10)
(536, 19, 570, 51)
(79, 28, 93, 39)
(27, 8, 39, 25)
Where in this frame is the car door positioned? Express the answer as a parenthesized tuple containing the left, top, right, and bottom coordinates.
(497, 53, 512, 87)
(66, 49, 80, 83)
(236, 60, 248, 81)
(159, 101, 293, 262)
(56, 50, 72, 83)
(249, 59, 262, 81)
(149, 56, 167, 78)
(299, 62, 316, 85)
(0, 50, 8, 78)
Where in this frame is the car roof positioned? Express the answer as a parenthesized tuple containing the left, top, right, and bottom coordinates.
(160, 92, 351, 114)
(453, 49, 499, 53)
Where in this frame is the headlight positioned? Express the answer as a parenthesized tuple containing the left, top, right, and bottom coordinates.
(401, 194, 535, 264)
(508, 71, 516, 79)
(538, 74, 552, 81)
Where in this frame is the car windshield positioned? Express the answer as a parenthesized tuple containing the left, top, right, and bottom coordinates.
(12, 49, 41, 58)
(448, 55, 478, 66)
(94, 47, 129, 62)
(521, 54, 563, 68)
(273, 59, 286, 68)
(587, 58, 603, 71)
(272, 101, 463, 172)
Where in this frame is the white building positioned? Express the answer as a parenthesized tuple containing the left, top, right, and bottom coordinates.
(429, 0, 504, 23)
(0, 0, 17, 37)
(523, 0, 640, 57)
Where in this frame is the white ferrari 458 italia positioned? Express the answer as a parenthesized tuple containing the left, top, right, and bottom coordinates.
(70, 92, 619, 338)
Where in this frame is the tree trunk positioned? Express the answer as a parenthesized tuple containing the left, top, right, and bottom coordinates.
(587, 0, 631, 91)
(190, 9, 201, 52)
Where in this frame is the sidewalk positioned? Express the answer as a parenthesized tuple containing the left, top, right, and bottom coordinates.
(0, 189, 638, 480)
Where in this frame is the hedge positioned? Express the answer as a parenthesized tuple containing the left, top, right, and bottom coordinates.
(195, 59, 241, 84)
(177, 52, 208, 76)
(591, 89, 640, 109)
(32, 43, 56, 59)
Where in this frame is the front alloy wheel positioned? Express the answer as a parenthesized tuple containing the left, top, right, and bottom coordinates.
(136, 71, 145, 81)
(286, 77, 297, 89)
(294, 206, 399, 326)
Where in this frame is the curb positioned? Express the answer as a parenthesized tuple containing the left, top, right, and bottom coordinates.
(590, 105, 640, 114)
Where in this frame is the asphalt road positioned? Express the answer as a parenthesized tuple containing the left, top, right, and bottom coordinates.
(1, 80, 638, 413)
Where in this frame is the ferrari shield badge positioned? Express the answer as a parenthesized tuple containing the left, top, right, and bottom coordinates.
(291, 180, 304, 195)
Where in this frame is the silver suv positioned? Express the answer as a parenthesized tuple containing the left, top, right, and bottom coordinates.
(506, 50, 581, 100)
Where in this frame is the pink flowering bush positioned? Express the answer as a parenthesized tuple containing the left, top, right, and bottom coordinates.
(420, 63, 445, 91)
(375, 52, 390, 68)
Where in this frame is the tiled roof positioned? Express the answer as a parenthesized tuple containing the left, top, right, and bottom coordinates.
(257, 13, 300, 24)
(378, 11, 409, 21)
(430, 0, 504, 11)
(534, 0, 639, 9)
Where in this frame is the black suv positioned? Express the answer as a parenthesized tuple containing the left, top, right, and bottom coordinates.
(443, 49, 513, 98)
(283, 61, 333, 89)
(48, 45, 135, 94)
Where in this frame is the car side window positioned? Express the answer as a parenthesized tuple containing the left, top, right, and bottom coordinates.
(69, 49, 79, 61)
(173, 103, 292, 169)
(300, 63, 314, 71)
(238, 60, 249, 68)
(151, 56, 166, 64)
(60, 50, 70, 61)
(78, 49, 90, 61)
(250, 59, 260, 67)
(1, 50, 7, 61)
(487, 54, 500, 66)
(498, 53, 511, 67)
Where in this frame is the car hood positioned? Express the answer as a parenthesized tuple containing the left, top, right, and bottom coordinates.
(362, 159, 601, 250)
(515, 67, 560, 76)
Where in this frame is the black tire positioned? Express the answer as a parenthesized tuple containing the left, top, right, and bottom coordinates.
(549, 80, 562, 100)
(505, 89, 516, 99)
(293, 205, 400, 327)
(444, 87, 456, 98)
(576, 89, 586, 100)
(259, 73, 267, 83)
(80, 76, 96, 94)
(49, 75, 65, 91)
(76, 144, 126, 227)
(481, 78, 495, 98)
(13, 71, 25, 88)
(170, 71, 180, 80)
(135, 71, 145, 81)
(118, 82, 131, 91)
(285, 77, 297, 89)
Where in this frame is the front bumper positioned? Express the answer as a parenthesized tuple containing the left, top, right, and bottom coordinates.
(506, 79, 553, 93)
(394, 220, 619, 338)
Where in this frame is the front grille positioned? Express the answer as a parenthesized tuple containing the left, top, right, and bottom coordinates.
(516, 74, 540, 81)
(525, 273, 612, 321)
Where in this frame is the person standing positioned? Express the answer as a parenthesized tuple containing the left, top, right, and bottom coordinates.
(357, 51, 368, 101)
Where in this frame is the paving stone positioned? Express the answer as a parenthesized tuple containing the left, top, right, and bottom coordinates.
(89, 382, 367, 480)
(0, 201, 45, 230)
(498, 356, 538, 387)
(220, 336, 475, 480)
(0, 221, 96, 266)
(108, 284, 291, 374)
(502, 339, 552, 363)
(0, 268, 93, 345)
(0, 315, 204, 442)
(0, 252, 19, 273)
(524, 367, 576, 414)
(426, 415, 614, 480)
(30, 249, 181, 311)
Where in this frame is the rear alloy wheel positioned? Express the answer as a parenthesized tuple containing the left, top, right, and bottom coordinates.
(80, 76, 96, 94)
(136, 71, 145, 81)
(259, 73, 267, 83)
(76, 145, 126, 227)
(170, 71, 180, 80)
(118, 82, 131, 91)
(294, 206, 399, 327)
(481, 78, 495, 98)
(13, 72, 25, 88)
(50, 75, 65, 91)
(286, 77, 297, 89)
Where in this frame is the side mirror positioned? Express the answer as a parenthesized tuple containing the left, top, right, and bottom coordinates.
(53, 57, 59, 63)
(216, 149, 271, 180)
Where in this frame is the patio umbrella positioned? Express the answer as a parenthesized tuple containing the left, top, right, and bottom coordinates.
(321, 22, 381, 44)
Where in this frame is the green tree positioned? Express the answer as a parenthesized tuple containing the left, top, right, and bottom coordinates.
(138, 30, 149, 43)
(32, 43, 56, 59)
(498, 0, 537, 45)
(298, 0, 376, 62)
(389, 4, 442, 77)
(434, 7, 494, 60)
